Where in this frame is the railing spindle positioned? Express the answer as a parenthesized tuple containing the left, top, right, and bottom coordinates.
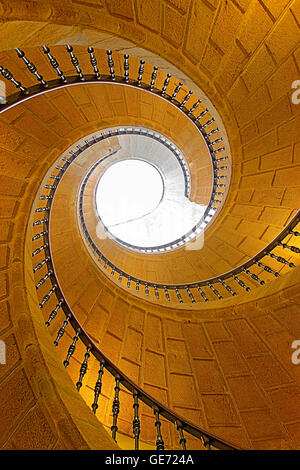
(176, 421, 187, 450)
(63, 329, 80, 367)
(133, 392, 140, 450)
(92, 360, 105, 414)
(111, 376, 121, 442)
(76, 344, 92, 391)
(154, 408, 165, 450)
(42, 45, 66, 82)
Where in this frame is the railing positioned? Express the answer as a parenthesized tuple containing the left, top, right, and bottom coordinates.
(32, 212, 242, 451)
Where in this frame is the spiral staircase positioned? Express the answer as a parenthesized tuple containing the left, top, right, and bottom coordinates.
(0, 0, 300, 451)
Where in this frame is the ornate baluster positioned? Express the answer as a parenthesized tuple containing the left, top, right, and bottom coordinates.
(66, 44, 84, 80)
(232, 275, 251, 292)
(33, 256, 50, 273)
(63, 329, 80, 367)
(154, 408, 165, 450)
(187, 99, 201, 116)
(35, 270, 52, 289)
(137, 59, 145, 86)
(145, 283, 149, 296)
(208, 283, 223, 299)
(290, 229, 300, 237)
(0, 66, 28, 94)
(175, 287, 183, 303)
(171, 82, 182, 100)
(164, 286, 170, 301)
(111, 376, 121, 442)
(218, 279, 236, 296)
(278, 241, 300, 254)
(107, 50, 115, 80)
(54, 314, 71, 346)
(211, 137, 223, 145)
(42, 45, 66, 82)
(255, 261, 280, 277)
(35, 207, 50, 213)
(50, 174, 60, 180)
(150, 66, 158, 90)
(154, 285, 159, 299)
(176, 421, 187, 450)
(33, 218, 48, 226)
(32, 230, 48, 241)
(202, 436, 212, 450)
(197, 285, 208, 302)
(136, 280, 140, 291)
(76, 345, 92, 391)
(32, 243, 48, 257)
(39, 285, 56, 309)
(215, 156, 227, 162)
(111, 266, 115, 276)
(87, 46, 100, 79)
(267, 252, 295, 268)
(195, 108, 208, 121)
(44, 184, 56, 189)
(243, 268, 265, 285)
(127, 276, 131, 288)
(15, 48, 47, 87)
(55, 165, 65, 171)
(133, 392, 140, 450)
(161, 73, 171, 95)
(206, 127, 219, 137)
(92, 360, 105, 413)
(118, 272, 123, 282)
(123, 54, 129, 82)
(104, 260, 108, 269)
(186, 287, 195, 303)
(45, 299, 63, 326)
(180, 90, 192, 108)
(39, 195, 53, 200)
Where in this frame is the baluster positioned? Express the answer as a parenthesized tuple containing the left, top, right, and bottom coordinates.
(278, 241, 300, 254)
(104, 260, 108, 269)
(33, 256, 50, 273)
(44, 184, 56, 189)
(218, 279, 236, 296)
(197, 285, 208, 302)
(154, 408, 165, 450)
(216, 183, 226, 188)
(176, 421, 187, 450)
(32, 243, 48, 257)
(215, 156, 227, 162)
(180, 90, 192, 108)
(66, 44, 84, 80)
(118, 272, 123, 282)
(188, 99, 202, 115)
(107, 50, 115, 80)
(133, 392, 140, 450)
(161, 73, 171, 95)
(15, 48, 47, 87)
(202, 436, 212, 450)
(63, 329, 80, 367)
(243, 268, 265, 285)
(42, 45, 66, 82)
(35, 207, 50, 213)
(145, 283, 149, 296)
(111, 376, 121, 442)
(171, 81, 183, 100)
(39, 285, 56, 309)
(255, 261, 280, 277)
(164, 287, 170, 301)
(45, 299, 63, 326)
(208, 283, 223, 299)
(202, 117, 215, 128)
(127, 276, 131, 288)
(39, 195, 53, 200)
(35, 270, 52, 289)
(87, 46, 100, 79)
(137, 59, 145, 86)
(76, 345, 92, 391)
(267, 252, 295, 268)
(32, 230, 48, 241)
(0, 66, 28, 94)
(206, 127, 219, 137)
(175, 287, 183, 303)
(136, 280, 140, 291)
(186, 287, 195, 303)
(55, 165, 65, 171)
(154, 285, 159, 299)
(211, 137, 223, 145)
(50, 174, 60, 180)
(54, 314, 71, 346)
(92, 360, 105, 413)
(232, 275, 251, 292)
(290, 229, 300, 237)
(33, 218, 48, 226)
(111, 266, 115, 276)
(150, 66, 158, 90)
(123, 54, 129, 82)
